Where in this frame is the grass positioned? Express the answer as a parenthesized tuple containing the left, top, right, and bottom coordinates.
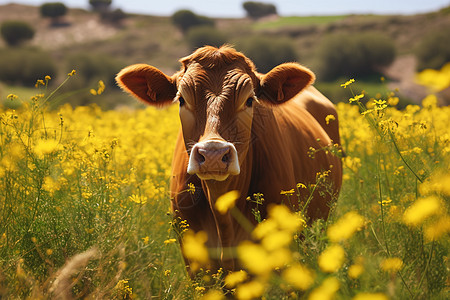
(0, 72, 449, 299)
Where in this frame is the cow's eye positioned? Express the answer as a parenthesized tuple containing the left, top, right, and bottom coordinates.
(245, 97, 253, 107)
(179, 96, 185, 106)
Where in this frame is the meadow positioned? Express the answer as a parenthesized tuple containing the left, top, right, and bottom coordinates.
(0, 67, 449, 299)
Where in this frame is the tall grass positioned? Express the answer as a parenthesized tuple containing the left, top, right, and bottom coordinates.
(0, 68, 448, 299)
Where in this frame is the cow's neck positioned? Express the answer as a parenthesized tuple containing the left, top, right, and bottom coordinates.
(201, 146, 254, 245)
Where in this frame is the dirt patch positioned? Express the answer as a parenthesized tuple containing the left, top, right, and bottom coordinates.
(383, 55, 428, 104)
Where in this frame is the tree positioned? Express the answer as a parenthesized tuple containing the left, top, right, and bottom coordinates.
(89, 0, 112, 12)
(316, 33, 396, 81)
(0, 21, 35, 47)
(171, 10, 214, 34)
(40, 2, 68, 26)
(237, 36, 297, 73)
(243, 1, 277, 19)
(186, 26, 227, 50)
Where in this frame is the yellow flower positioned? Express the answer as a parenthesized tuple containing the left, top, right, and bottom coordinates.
(349, 93, 364, 103)
(327, 211, 365, 242)
(348, 263, 364, 279)
(325, 114, 336, 124)
(280, 189, 295, 196)
(308, 277, 340, 300)
(46, 249, 53, 256)
(182, 230, 209, 265)
(187, 182, 196, 194)
(415, 62, 450, 92)
(224, 270, 248, 288)
(164, 238, 177, 245)
(68, 69, 76, 76)
(402, 195, 441, 227)
(201, 290, 225, 300)
(215, 190, 240, 214)
(129, 194, 148, 204)
(237, 241, 271, 275)
(142, 236, 149, 244)
(33, 139, 62, 158)
(7, 94, 18, 101)
(424, 216, 450, 241)
(353, 293, 388, 300)
(42, 176, 60, 195)
(341, 78, 355, 88)
(282, 263, 315, 291)
(268, 204, 305, 233)
(164, 269, 171, 276)
(318, 244, 345, 273)
(380, 257, 403, 273)
(235, 280, 265, 300)
(45, 75, 51, 81)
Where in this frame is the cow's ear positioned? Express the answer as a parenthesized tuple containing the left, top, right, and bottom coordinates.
(258, 63, 315, 104)
(116, 64, 177, 107)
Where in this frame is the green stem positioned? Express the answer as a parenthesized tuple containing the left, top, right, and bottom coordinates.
(388, 130, 424, 183)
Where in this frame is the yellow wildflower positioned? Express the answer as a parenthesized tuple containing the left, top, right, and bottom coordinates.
(46, 249, 53, 256)
(129, 194, 148, 204)
(115, 279, 132, 298)
(215, 190, 240, 214)
(282, 263, 315, 291)
(268, 204, 305, 233)
(224, 270, 248, 288)
(415, 62, 450, 92)
(164, 238, 177, 245)
(341, 78, 355, 88)
(235, 280, 265, 300)
(280, 189, 295, 196)
(68, 69, 76, 76)
(308, 277, 340, 300)
(182, 230, 209, 265)
(318, 244, 345, 273)
(402, 195, 441, 227)
(325, 114, 336, 124)
(380, 257, 403, 273)
(7, 94, 18, 101)
(33, 139, 62, 158)
(45, 75, 51, 81)
(187, 182, 196, 194)
(327, 211, 365, 242)
(424, 216, 450, 241)
(201, 290, 225, 300)
(261, 230, 292, 251)
(237, 241, 271, 275)
(142, 236, 149, 244)
(164, 269, 171, 276)
(348, 263, 364, 279)
(353, 293, 388, 300)
(349, 93, 364, 103)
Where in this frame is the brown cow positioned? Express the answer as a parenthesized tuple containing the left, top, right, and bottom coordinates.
(116, 46, 342, 273)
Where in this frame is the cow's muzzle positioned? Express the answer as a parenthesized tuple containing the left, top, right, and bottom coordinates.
(187, 140, 240, 181)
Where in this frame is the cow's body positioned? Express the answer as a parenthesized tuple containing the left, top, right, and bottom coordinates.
(116, 46, 342, 273)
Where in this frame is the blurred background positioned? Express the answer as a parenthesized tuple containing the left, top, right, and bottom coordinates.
(0, 0, 449, 109)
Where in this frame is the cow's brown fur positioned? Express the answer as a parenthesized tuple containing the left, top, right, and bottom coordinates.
(116, 46, 342, 273)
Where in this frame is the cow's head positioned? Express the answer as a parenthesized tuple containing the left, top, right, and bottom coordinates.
(116, 46, 314, 181)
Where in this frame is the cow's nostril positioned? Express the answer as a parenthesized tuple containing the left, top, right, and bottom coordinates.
(222, 153, 229, 163)
(197, 149, 206, 163)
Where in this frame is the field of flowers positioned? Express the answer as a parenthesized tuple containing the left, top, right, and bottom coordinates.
(0, 67, 448, 299)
